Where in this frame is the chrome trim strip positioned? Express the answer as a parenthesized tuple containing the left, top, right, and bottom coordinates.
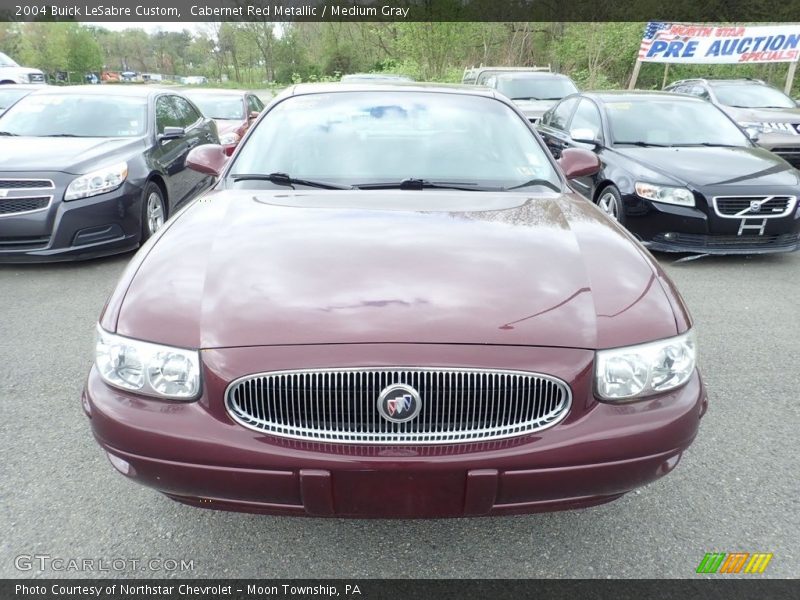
(711, 195, 796, 219)
(225, 367, 572, 445)
(0, 195, 53, 217)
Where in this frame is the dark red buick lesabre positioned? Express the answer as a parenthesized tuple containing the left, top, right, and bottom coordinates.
(83, 83, 707, 518)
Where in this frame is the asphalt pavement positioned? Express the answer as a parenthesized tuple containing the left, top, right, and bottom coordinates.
(1, 249, 798, 578)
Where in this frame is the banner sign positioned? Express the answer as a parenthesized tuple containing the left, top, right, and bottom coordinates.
(638, 22, 800, 63)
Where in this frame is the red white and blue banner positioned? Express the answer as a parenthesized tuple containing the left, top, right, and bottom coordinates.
(639, 22, 800, 63)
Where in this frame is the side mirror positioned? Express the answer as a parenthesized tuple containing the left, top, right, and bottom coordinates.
(745, 127, 761, 142)
(558, 148, 601, 179)
(570, 128, 600, 147)
(248, 110, 260, 121)
(185, 144, 227, 177)
(158, 126, 185, 142)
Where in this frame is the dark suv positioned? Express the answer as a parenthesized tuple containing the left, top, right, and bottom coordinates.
(664, 78, 800, 168)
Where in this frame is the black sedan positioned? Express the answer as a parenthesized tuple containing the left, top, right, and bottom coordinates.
(537, 91, 800, 254)
(0, 85, 218, 262)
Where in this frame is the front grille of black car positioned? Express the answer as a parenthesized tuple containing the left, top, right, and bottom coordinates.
(774, 147, 800, 168)
(0, 179, 54, 189)
(0, 235, 51, 249)
(226, 368, 572, 444)
(654, 232, 800, 249)
(712, 196, 796, 218)
(0, 196, 51, 215)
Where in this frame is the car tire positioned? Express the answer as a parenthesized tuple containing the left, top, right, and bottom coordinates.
(141, 182, 167, 242)
(596, 185, 625, 224)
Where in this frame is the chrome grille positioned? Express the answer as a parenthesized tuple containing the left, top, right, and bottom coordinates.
(226, 368, 572, 444)
(712, 196, 796, 219)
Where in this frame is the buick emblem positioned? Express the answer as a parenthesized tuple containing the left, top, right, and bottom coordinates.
(377, 383, 422, 423)
(749, 200, 762, 212)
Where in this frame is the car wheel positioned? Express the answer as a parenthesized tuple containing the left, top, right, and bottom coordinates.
(141, 182, 166, 242)
(596, 186, 625, 223)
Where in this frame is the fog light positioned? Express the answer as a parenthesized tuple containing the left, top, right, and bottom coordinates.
(106, 452, 133, 476)
(664, 232, 677, 240)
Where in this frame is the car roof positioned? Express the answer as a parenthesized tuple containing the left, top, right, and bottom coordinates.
(0, 83, 42, 90)
(26, 84, 175, 98)
(180, 88, 248, 96)
(584, 90, 707, 103)
(282, 82, 499, 98)
(494, 72, 571, 80)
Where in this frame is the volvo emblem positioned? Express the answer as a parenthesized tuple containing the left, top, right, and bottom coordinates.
(377, 383, 422, 423)
(749, 200, 762, 212)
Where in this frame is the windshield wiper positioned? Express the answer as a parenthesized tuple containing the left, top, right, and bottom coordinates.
(511, 96, 540, 101)
(354, 178, 497, 191)
(0, 131, 17, 136)
(671, 142, 742, 148)
(503, 178, 562, 192)
(45, 133, 82, 137)
(614, 141, 671, 147)
(230, 172, 353, 190)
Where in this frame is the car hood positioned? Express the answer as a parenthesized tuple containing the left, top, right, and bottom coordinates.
(612, 145, 800, 188)
(721, 104, 800, 123)
(512, 99, 558, 118)
(0, 136, 145, 175)
(113, 190, 683, 351)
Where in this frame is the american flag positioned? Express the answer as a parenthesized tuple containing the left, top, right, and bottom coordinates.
(639, 21, 677, 60)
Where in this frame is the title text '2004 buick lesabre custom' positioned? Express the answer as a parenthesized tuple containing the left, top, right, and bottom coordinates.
(83, 84, 707, 518)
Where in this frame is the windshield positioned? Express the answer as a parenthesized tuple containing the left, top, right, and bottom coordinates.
(0, 52, 19, 67)
(606, 99, 750, 147)
(185, 94, 244, 120)
(497, 77, 578, 101)
(230, 91, 560, 191)
(0, 89, 30, 110)
(712, 83, 796, 108)
(0, 94, 148, 137)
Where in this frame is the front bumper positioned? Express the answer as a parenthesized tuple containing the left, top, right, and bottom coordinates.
(0, 180, 144, 263)
(756, 133, 800, 168)
(624, 193, 800, 254)
(83, 344, 707, 518)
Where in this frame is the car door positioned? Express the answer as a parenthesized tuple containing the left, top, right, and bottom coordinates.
(536, 95, 579, 158)
(562, 98, 605, 198)
(151, 94, 191, 208)
(171, 95, 216, 202)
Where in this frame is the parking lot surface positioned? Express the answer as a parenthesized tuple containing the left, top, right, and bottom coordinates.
(1, 249, 798, 578)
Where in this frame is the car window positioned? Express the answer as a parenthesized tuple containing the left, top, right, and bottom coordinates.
(247, 95, 262, 114)
(231, 91, 562, 191)
(495, 77, 578, 101)
(547, 96, 579, 131)
(485, 76, 497, 89)
(689, 85, 710, 100)
(712, 83, 796, 108)
(0, 93, 147, 137)
(187, 94, 245, 120)
(606, 99, 749, 147)
(171, 96, 202, 128)
(569, 99, 602, 138)
(155, 95, 182, 133)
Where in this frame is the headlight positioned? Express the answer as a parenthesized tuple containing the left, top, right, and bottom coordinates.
(95, 326, 201, 400)
(738, 121, 787, 135)
(595, 330, 696, 401)
(634, 182, 695, 207)
(219, 132, 240, 145)
(65, 162, 128, 201)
